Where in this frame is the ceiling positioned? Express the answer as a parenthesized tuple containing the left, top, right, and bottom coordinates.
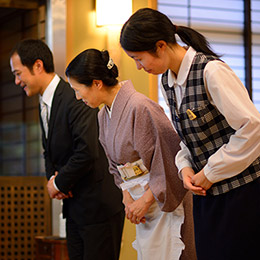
(0, 0, 39, 9)
(0, 0, 41, 21)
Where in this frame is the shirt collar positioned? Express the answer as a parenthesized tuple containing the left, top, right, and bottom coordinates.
(40, 74, 60, 107)
(168, 46, 196, 87)
(105, 92, 117, 119)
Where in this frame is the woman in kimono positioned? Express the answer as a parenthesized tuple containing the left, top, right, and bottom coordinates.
(119, 7, 260, 260)
(65, 48, 196, 260)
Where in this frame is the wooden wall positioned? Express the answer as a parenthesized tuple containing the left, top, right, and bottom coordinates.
(0, 4, 45, 177)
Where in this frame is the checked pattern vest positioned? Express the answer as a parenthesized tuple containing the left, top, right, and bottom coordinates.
(161, 52, 260, 195)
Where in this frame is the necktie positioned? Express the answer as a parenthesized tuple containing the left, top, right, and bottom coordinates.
(40, 99, 49, 138)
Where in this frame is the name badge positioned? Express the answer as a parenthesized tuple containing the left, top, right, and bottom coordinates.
(186, 109, 197, 120)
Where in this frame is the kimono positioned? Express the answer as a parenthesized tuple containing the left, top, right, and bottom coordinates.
(98, 80, 196, 260)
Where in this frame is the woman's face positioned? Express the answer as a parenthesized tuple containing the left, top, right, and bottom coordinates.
(124, 46, 169, 75)
(68, 77, 102, 108)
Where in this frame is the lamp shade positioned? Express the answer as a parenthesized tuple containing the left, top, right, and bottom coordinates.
(96, 0, 132, 26)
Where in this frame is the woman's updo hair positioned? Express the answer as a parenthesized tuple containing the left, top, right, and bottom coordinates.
(65, 48, 119, 87)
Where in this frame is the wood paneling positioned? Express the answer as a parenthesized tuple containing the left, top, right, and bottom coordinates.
(0, 3, 46, 177)
(0, 176, 51, 260)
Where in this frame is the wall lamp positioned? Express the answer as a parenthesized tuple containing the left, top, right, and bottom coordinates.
(96, 0, 132, 26)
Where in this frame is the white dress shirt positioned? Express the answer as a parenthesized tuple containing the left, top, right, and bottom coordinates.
(160, 47, 260, 183)
(40, 74, 60, 120)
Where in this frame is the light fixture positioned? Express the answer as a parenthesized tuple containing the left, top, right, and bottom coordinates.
(96, 0, 132, 26)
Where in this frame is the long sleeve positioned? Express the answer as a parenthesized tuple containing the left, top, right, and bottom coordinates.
(175, 141, 193, 178)
(132, 99, 186, 212)
(202, 61, 260, 182)
(54, 100, 100, 193)
(98, 108, 124, 188)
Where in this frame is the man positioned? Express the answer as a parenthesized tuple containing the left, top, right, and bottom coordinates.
(10, 39, 125, 260)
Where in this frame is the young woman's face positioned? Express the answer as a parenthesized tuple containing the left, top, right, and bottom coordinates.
(124, 49, 169, 75)
(68, 77, 102, 108)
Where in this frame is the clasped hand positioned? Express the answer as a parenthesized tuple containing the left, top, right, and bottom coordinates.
(123, 189, 154, 225)
(181, 167, 213, 196)
(47, 171, 73, 200)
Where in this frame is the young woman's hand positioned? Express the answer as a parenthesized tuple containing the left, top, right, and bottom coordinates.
(191, 169, 213, 192)
(181, 167, 207, 196)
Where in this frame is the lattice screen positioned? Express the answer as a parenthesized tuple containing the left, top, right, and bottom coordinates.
(0, 177, 51, 260)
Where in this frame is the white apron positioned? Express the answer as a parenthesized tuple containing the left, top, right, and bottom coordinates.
(120, 173, 185, 260)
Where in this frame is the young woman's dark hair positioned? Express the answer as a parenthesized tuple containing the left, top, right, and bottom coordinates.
(120, 8, 220, 57)
(65, 49, 119, 87)
(10, 39, 55, 73)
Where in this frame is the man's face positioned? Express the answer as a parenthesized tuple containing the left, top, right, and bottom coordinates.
(10, 53, 41, 97)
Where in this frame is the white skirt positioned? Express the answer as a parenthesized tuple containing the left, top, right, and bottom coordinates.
(121, 174, 185, 260)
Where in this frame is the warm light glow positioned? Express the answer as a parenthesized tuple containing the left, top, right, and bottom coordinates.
(96, 0, 132, 26)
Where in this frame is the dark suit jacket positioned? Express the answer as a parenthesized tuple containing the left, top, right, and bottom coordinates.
(40, 77, 123, 226)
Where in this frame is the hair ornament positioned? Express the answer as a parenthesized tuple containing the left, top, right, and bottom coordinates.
(107, 57, 114, 69)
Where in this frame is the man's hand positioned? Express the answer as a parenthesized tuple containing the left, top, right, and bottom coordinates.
(47, 172, 59, 198)
(47, 171, 73, 199)
(54, 191, 73, 200)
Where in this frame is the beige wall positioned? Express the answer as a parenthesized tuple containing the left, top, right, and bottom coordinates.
(67, 0, 157, 101)
(66, 1, 157, 259)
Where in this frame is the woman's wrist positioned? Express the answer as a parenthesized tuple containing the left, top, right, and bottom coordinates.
(142, 188, 155, 206)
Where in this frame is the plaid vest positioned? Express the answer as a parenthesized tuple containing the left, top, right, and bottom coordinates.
(161, 52, 260, 195)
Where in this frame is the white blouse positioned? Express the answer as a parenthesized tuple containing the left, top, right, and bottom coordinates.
(160, 47, 260, 183)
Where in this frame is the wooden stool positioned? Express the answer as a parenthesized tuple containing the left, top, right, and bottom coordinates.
(35, 236, 69, 260)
